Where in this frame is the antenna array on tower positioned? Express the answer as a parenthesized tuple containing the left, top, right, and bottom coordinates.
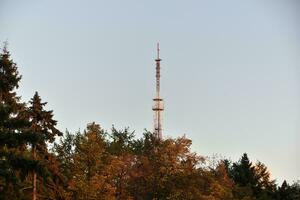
(152, 43, 164, 139)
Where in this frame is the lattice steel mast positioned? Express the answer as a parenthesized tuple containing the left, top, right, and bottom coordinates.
(152, 43, 164, 139)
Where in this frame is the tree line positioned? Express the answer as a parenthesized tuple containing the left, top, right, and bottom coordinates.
(0, 46, 299, 199)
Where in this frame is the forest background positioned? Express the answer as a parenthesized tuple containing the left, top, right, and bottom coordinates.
(0, 44, 299, 199)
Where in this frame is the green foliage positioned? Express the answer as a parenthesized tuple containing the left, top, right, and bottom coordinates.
(65, 123, 117, 199)
(0, 45, 35, 199)
(28, 92, 62, 144)
(26, 91, 64, 199)
(0, 45, 64, 199)
(275, 180, 300, 200)
(108, 126, 135, 155)
(225, 153, 278, 200)
(53, 130, 75, 181)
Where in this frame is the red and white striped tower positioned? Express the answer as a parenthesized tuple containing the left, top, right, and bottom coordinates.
(152, 43, 164, 139)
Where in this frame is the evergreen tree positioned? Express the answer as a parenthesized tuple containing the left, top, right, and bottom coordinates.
(26, 91, 62, 200)
(228, 153, 277, 200)
(231, 153, 256, 187)
(0, 45, 37, 199)
(276, 180, 300, 200)
(277, 180, 294, 200)
(290, 181, 300, 200)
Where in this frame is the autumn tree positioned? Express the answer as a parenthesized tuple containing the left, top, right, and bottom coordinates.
(107, 127, 136, 199)
(68, 122, 116, 200)
(127, 132, 207, 199)
(203, 161, 234, 200)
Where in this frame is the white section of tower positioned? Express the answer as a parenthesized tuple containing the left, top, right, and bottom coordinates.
(152, 43, 164, 139)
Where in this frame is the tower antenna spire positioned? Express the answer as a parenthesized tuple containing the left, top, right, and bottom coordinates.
(152, 42, 164, 139)
(157, 42, 160, 59)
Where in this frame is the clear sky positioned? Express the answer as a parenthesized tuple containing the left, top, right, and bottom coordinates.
(1, 0, 299, 184)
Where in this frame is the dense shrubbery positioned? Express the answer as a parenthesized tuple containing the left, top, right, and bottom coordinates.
(1, 47, 299, 199)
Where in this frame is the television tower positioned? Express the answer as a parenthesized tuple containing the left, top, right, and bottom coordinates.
(152, 43, 164, 139)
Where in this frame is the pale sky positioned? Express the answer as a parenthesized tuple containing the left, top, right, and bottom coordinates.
(1, 0, 299, 183)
